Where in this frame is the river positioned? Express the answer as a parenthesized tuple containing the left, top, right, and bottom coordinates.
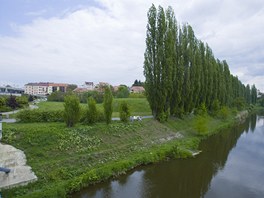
(72, 113, 264, 198)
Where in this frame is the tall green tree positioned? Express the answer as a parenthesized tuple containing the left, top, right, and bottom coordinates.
(64, 95, 81, 127)
(103, 86, 113, 124)
(86, 97, 97, 124)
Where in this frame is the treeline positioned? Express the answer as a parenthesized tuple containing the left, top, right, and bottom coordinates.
(144, 5, 258, 121)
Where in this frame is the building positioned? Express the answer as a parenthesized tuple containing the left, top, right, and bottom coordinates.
(0, 86, 24, 96)
(82, 82, 94, 90)
(130, 86, 145, 93)
(73, 87, 90, 93)
(24, 82, 68, 96)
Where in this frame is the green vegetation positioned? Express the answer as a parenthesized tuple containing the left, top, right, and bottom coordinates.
(85, 97, 98, 124)
(119, 101, 130, 123)
(36, 98, 151, 117)
(1, 108, 247, 197)
(144, 4, 258, 120)
(64, 95, 81, 127)
(103, 87, 113, 124)
(0, 95, 29, 112)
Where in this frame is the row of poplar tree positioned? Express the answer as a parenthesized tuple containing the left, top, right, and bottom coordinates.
(143, 5, 258, 121)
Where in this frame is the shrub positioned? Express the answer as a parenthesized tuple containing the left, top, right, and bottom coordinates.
(48, 91, 66, 102)
(232, 97, 246, 111)
(217, 106, 230, 120)
(16, 95, 29, 108)
(64, 95, 81, 127)
(195, 102, 207, 116)
(16, 109, 64, 122)
(103, 87, 113, 124)
(194, 116, 208, 134)
(119, 101, 130, 123)
(116, 86, 129, 98)
(86, 97, 97, 124)
(211, 99, 220, 116)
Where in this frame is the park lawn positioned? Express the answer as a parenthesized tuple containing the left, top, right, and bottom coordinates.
(37, 98, 151, 117)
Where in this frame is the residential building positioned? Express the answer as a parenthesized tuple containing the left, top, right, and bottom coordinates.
(0, 86, 24, 96)
(130, 86, 145, 93)
(82, 82, 94, 90)
(24, 82, 68, 96)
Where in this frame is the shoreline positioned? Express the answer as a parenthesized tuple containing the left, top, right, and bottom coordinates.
(2, 108, 262, 197)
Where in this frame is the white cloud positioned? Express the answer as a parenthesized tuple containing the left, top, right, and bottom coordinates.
(0, 0, 264, 90)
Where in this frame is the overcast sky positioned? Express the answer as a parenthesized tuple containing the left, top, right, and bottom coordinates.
(0, 0, 264, 91)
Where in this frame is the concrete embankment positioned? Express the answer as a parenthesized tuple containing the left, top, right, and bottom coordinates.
(0, 143, 37, 189)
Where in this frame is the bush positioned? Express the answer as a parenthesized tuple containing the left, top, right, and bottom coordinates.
(16, 109, 64, 122)
(48, 91, 66, 102)
(217, 106, 230, 120)
(16, 95, 29, 108)
(119, 101, 130, 123)
(64, 95, 81, 127)
(85, 97, 97, 124)
(195, 102, 207, 116)
(78, 91, 104, 104)
(103, 87, 113, 124)
(211, 99, 220, 116)
(116, 86, 129, 98)
(194, 116, 208, 134)
(232, 97, 246, 111)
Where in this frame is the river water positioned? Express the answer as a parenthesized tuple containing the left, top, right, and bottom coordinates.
(72, 113, 264, 198)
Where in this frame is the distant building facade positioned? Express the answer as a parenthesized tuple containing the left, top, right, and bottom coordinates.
(82, 82, 94, 90)
(130, 86, 145, 93)
(24, 82, 68, 95)
(0, 86, 24, 96)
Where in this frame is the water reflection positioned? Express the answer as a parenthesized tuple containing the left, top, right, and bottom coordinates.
(72, 114, 264, 198)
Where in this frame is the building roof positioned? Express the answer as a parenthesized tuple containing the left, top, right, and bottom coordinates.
(25, 82, 68, 87)
(73, 88, 90, 93)
(130, 86, 145, 92)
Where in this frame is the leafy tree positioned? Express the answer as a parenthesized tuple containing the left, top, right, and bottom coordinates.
(86, 97, 97, 124)
(48, 91, 66, 102)
(103, 86, 113, 124)
(119, 101, 130, 123)
(67, 84, 78, 92)
(116, 85, 129, 98)
(6, 95, 19, 110)
(64, 95, 81, 127)
(28, 95, 34, 102)
(16, 96, 29, 108)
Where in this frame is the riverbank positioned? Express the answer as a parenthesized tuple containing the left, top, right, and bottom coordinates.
(1, 108, 261, 197)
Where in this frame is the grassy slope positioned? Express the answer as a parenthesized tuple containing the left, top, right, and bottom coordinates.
(37, 98, 151, 117)
(1, 109, 242, 197)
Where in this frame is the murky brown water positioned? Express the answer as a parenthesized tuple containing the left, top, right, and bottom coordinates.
(72, 113, 264, 198)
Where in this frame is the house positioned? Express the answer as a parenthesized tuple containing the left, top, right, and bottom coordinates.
(0, 86, 24, 96)
(130, 86, 145, 93)
(82, 82, 94, 90)
(24, 82, 68, 96)
(73, 87, 90, 93)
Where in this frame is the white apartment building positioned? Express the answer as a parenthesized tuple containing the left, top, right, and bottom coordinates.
(24, 82, 68, 95)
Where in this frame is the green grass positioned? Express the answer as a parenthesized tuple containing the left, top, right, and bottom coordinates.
(37, 98, 151, 117)
(1, 109, 243, 197)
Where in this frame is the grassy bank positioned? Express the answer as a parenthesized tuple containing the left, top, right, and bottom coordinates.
(1, 109, 250, 197)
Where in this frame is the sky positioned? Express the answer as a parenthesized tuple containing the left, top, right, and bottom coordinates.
(0, 0, 264, 91)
